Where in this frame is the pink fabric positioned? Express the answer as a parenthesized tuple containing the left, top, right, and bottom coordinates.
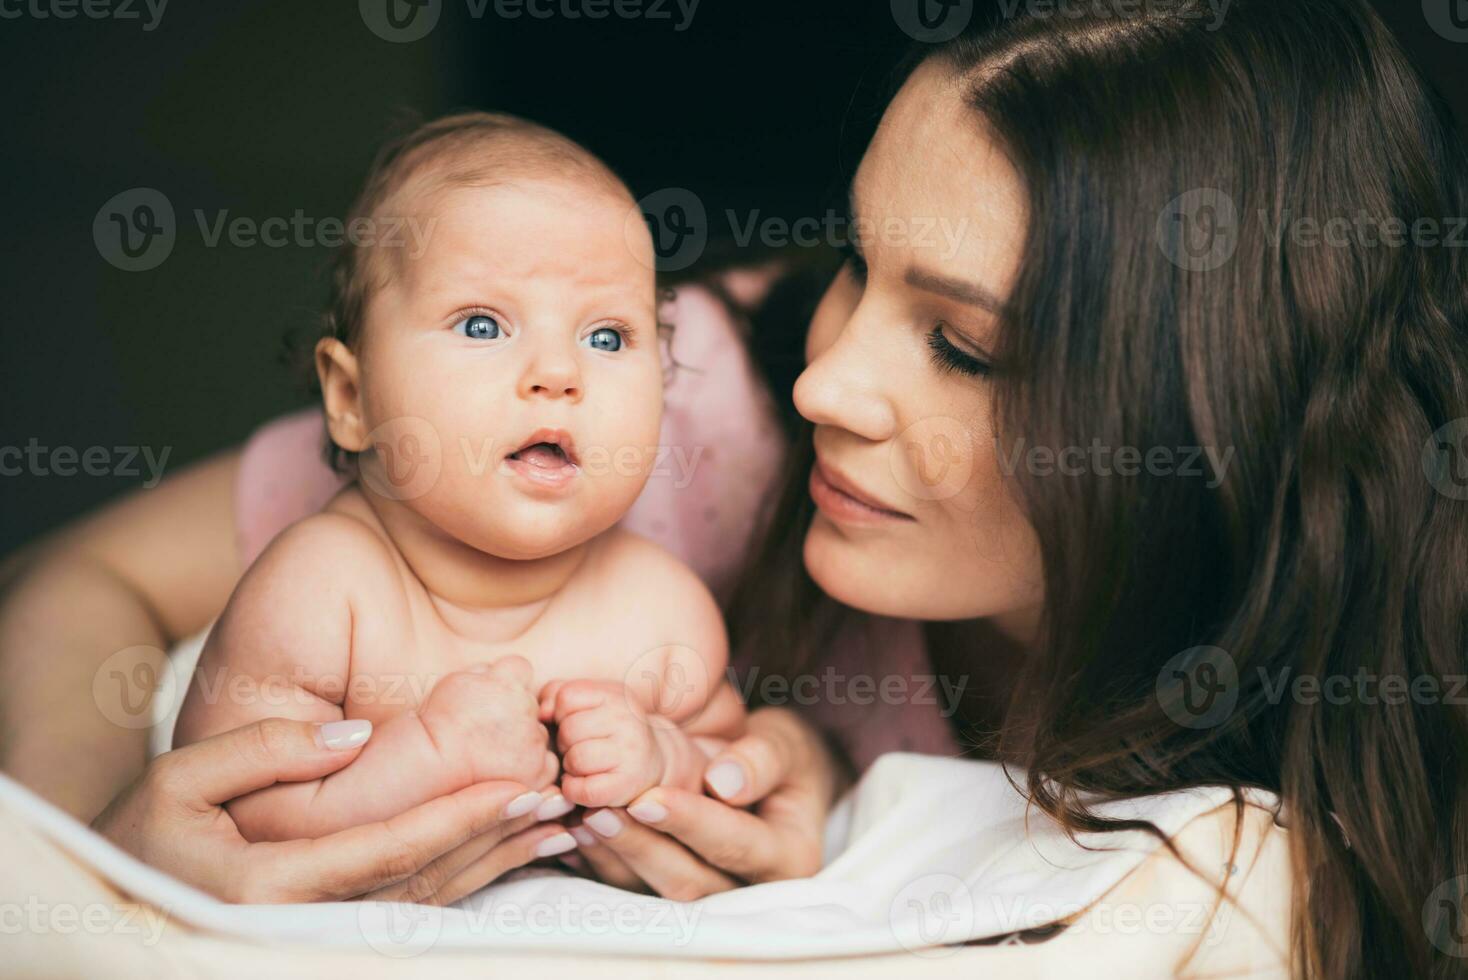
(233, 284, 959, 770)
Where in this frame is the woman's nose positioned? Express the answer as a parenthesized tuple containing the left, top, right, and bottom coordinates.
(792, 318, 898, 443)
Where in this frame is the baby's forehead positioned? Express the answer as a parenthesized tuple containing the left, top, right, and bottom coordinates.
(389, 129, 634, 216)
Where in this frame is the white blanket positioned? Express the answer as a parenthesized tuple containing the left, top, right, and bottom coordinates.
(0, 752, 1275, 960)
(0, 628, 1280, 960)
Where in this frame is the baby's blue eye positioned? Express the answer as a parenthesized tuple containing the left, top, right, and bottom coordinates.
(585, 327, 623, 352)
(454, 314, 503, 340)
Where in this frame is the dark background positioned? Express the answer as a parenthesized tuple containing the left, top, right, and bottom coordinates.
(1, 0, 1462, 555)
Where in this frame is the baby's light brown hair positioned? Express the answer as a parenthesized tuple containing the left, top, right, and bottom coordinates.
(316, 111, 637, 469)
(322, 111, 634, 354)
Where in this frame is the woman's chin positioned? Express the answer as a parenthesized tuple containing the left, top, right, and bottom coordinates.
(802, 518, 919, 619)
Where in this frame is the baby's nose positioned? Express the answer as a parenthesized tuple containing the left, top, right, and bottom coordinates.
(518, 349, 582, 401)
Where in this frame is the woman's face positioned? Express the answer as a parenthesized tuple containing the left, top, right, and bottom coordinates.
(796, 58, 1044, 631)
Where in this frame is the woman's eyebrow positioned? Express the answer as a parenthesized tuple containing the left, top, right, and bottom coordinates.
(904, 267, 1003, 313)
(848, 184, 1003, 314)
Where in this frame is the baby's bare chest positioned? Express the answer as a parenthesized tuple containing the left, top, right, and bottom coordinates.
(338, 589, 649, 723)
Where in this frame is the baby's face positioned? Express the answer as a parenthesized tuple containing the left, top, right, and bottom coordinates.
(352, 177, 663, 560)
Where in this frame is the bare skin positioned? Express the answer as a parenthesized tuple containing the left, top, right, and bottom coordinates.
(176, 169, 742, 843)
(175, 490, 739, 842)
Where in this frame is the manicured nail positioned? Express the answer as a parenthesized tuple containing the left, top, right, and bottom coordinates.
(628, 799, 668, 824)
(705, 761, 745, 800)
(315, 719, 372, 750)
(569, 825, 597, 847)
(535, 794, 575, 821)
(535, 832, 577, 857)
(584, 810, 623, 838)
(502, 792, 543, 819)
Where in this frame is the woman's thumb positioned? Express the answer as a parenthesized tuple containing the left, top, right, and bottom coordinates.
(178, 717, 372, 806)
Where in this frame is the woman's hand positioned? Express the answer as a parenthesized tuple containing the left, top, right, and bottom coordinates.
(563, 706, 844, 900)
(92, 717, 576, 905)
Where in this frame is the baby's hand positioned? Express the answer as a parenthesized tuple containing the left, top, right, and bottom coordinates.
(540, 680, 664, 809)
(420, 656, 558, 790)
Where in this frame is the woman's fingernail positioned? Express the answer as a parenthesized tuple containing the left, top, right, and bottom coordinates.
(569, 825, 597, 847)
(502, 792, 543, 819)
(705, 761, 745, 800)
(535, 832, 577, 858)
(534, 794, 575, 821)
(584, 810, 623, 838)
(315, 719, 372, 750)
(628, 799, 668, 824)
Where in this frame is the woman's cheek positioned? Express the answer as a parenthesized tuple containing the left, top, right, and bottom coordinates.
(890, 413, 980, 506)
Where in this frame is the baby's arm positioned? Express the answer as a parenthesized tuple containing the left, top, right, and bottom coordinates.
(174, 515, 554, 842)
(542, 536, 744, 809)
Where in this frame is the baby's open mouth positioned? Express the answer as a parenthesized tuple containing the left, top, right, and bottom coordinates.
(510, 442, 573, 468)
(504, 429, 580, 479)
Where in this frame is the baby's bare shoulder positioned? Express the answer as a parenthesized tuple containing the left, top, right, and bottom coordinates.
(577, 529, 728, 665)
(222, 508, 404, 637)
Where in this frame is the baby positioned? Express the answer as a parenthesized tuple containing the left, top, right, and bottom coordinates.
(174, 113, 744, 843)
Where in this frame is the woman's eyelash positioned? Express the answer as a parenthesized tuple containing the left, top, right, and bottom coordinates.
(927, 326, 991, 377)
(833, 236, 985, 377)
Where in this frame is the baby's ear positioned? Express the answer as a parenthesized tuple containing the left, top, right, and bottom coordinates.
(315, 338, 368, 452)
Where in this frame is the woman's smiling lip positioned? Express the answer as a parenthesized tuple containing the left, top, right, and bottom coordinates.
(809, 459, 915, 525)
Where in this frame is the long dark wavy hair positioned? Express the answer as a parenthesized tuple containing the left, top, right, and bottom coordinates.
(729, 1, 1468, 975)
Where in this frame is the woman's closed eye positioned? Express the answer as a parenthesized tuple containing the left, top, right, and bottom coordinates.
(928, 323, 992, 377)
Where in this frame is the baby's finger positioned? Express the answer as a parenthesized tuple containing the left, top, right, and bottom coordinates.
(537, 749, 561, 790)
(562, 773, 634, 810)
(491, 654, 535, 690)
(549, 680, 611, 719)
(563, 738, 617, 776)
(537, 680, 565, 722)
(555, 709, 616, 751)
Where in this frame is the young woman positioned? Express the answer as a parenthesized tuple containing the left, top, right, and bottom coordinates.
(2, 0, 1463, 976)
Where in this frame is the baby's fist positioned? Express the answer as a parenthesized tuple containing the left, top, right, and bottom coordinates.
(541, 680, 663, 809)
(421, 657, 557, 789)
